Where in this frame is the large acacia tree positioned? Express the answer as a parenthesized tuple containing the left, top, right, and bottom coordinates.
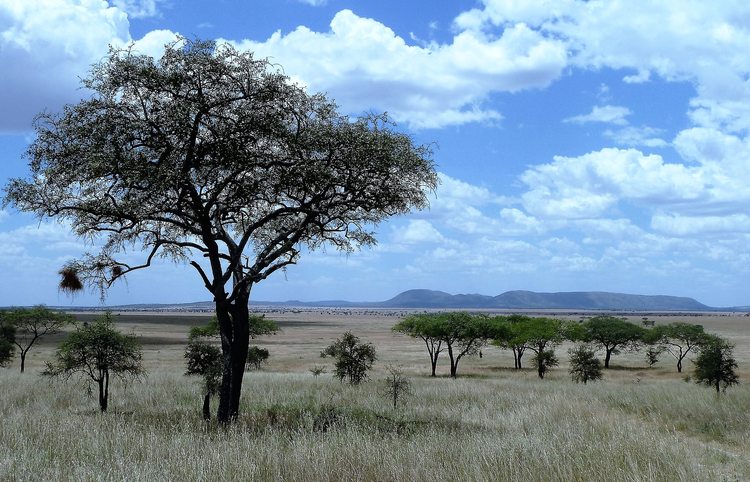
(4, 39, 436, 423)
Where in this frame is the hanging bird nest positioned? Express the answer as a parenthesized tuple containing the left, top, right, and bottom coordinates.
(59, 267, 84, 295)
(111, 265, 123, 278)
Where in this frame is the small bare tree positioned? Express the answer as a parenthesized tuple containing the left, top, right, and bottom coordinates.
(381, 365, 412, 410)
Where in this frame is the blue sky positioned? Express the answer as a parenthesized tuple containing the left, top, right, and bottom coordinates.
(1, 0, 750, 307)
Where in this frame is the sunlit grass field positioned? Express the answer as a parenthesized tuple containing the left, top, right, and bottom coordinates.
(1, 310, 749, 481)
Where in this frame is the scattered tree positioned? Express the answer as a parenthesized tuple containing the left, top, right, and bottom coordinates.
(492, 314, 532, 369)
(1, 306, 74, 372)
(43, 313, 143, 412)
(309, 365, 326, 377)
(393, 314, 445, 377)
(439, 313, 493, 378)
(649, 322, 709, 373)
(582, 316, 644, 368)
(246, 346, 269, 370)
(321, 331, 377, 384)
(0, 316, 15, 367)
(693, 338, 739, 394)
(5, 39, 436, 423)
(568, 344, 603, 384)
(380, 365, 412, 410)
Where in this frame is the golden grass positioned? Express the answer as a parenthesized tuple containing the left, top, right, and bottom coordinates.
(2, 309, 749, 481)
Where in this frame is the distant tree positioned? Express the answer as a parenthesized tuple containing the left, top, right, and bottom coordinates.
(582, 316, 645, 368)
(693, 338, 739, 394)
(2, 306, 74, 372)
(5, 38, 436, 423)
(321, 331, 376, 385)
(439, 312, 493, 378)
(492, 314, 532, 369)
(531, 349, 559, 379)
(44, 313, 143, 412)
(0, 316, 15, 367)
(185, 339, 222, 420)
(393, 314, 445, 377)
(568, 344, 603, 384)
(380, 365, 412, 410)
(309, 365, 326, 377)
(517, 317, 565, 378)
(649, 322, 709, 373)
(246, 346, 270, 370)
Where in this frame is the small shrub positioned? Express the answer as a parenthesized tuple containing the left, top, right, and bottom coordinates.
(532, 349, 558, 379)
(246, 346, 270, 370)
(321, 331, 376, 385)
(309, 365, 327, 377)
(645, 346, 662, 367)
(380, 365, 412, 410)
(568, 344, 603, 384)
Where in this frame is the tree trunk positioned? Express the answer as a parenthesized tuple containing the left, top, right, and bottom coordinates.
(203, 393, 211, 420)
(517, 349, 524, 369)
(677, 358, 682, 373)
(537, 362, 544, 379)
(98, 370, 109, 412)
(430, 356, 438, 377)
(604, 347, 612, 368)
(447, 344, 457, 377)
(216, 289, 251, 424)
(20, 351, 26, 373)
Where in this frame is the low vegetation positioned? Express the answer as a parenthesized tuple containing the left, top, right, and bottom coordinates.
(0, 310, 745, 480)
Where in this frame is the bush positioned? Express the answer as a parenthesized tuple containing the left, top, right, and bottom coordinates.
(246, 346, 270, 370)
(568, 344, 603, 384)
(380, 365, 411, 409)
(693, 339, 739, 394)
(321, 331, 376, 385)
(531, 349, 558, 379)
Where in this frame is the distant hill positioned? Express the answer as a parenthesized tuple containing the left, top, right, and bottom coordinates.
(54, 289, 723, 312)
(378, 289, 713, 311)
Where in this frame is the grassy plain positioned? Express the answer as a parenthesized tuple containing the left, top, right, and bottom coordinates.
(1, 309, 749, 481)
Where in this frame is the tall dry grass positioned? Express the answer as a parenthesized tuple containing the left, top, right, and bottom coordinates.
(1, 367, 748, 481)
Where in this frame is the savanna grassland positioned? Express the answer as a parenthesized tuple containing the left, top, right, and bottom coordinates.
(2, 309, 750, 481)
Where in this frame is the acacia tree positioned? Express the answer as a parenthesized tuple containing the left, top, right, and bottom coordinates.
(649, 322, 709, 373)
(44, 313, 143, 412)
(431, 312, 491, 378)
(491, 314, 531, 369)
(582, 316, 644, 368)
(2, 306, 74, 372)
(392, 314, 445, 377)
(4, 39, 436, 423)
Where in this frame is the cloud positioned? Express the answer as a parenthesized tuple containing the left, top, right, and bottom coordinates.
(0, 0, 178, 132)
(460, 0, 750, 135)
(603, 126, 668, 148)
(228, 9, 567, 128)
(393, 220, 444, 244)
(110, 0, 161, 18)
(296, 0, 328, 6)
(564, 105, 631, 125)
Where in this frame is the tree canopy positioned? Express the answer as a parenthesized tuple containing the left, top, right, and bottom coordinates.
(581, 316, 645, 368)
(4, 38, 436, 423)
(44, 313, 143, 412)
(647, 322, 709, 373)
(693, 338, 739, 394)
(1, 306, 74, 372)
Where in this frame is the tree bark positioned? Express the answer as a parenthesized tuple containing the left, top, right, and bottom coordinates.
(604, 347, 612, 368)
(98, 370, 109, 412)
(20, 351, 26, 373)
(202, 393, 211, 420)
(216, 289, 251, 424)
(677, 358, 683, 373)
(430, 357, 438, 377)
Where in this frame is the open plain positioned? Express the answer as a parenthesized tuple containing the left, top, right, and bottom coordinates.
(2, 309, 749, 481)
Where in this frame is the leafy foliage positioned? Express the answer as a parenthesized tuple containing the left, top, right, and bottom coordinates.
(44, 313, 143, 412)
(531, 349, 559, 379)
(693, 338, 739, 394)
(648, 322, 710, 373)
(321, 332, 376, 385)
(1, 306, 74, 372)
(246, 346, 270, 370)
(581, 316, 645, 368)
(568, 344, 603, 384)
(0, 315, 15, 367)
